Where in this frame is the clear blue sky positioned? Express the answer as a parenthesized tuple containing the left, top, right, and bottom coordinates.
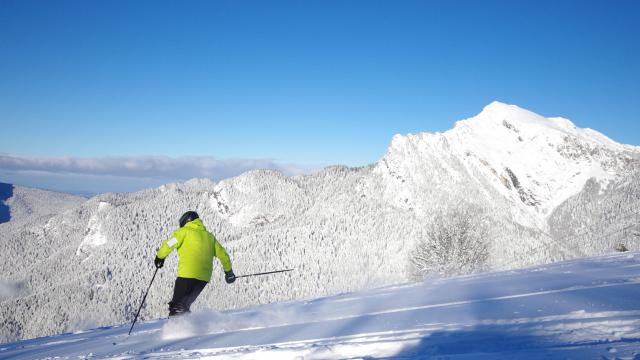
(1, 0, 639, 193)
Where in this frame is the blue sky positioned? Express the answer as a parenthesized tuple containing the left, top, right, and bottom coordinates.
(1, 0, 639, 194)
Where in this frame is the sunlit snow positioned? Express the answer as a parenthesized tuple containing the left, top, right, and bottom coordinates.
(1, 252, 639, 359)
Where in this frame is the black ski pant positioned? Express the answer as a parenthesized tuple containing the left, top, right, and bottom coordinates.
(168, 277, 208, 316)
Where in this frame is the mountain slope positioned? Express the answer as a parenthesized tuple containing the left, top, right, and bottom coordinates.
(2, 252, 639, 359)
(0, 182, 86, 225)
(1, 102, 639, 343)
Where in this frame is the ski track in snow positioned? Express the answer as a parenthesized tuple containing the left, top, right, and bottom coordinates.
(2, 253, 640, 359)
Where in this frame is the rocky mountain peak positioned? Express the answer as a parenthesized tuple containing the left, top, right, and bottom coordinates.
(377, 102, 639, 223)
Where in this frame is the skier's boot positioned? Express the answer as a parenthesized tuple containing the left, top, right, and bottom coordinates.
(168, 301, 189, 317)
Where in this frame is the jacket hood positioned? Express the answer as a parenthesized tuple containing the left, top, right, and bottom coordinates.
(184, 218, 205, 230)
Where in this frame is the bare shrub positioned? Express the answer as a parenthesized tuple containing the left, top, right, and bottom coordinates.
(410, 204, 490, 279)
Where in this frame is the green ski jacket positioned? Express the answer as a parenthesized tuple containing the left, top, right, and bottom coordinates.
(156, 218, 232, 282)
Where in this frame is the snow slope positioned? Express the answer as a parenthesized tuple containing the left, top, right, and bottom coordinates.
(2, 252, 639, 359)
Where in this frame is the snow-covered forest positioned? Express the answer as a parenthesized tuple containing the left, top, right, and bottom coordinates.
(1, 102, 639, 343)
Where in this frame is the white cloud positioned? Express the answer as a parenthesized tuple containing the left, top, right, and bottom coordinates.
(0, 155, 322, 195)
(0, 155, 315, 179)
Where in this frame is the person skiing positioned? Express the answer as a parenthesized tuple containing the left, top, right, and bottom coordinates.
(154, 211, 236, 316)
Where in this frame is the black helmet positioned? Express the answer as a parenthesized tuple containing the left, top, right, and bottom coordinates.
(179, 211, 199, 227)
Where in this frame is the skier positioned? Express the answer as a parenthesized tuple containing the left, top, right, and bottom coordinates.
(154, 211, 236, 317)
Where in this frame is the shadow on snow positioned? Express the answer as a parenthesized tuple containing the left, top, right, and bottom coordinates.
(0, 182, 14, 224)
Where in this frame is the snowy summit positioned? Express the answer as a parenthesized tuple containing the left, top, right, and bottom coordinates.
(378, 101, 638, 224)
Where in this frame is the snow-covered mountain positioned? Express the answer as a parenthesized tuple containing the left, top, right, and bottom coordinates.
(376, 101, 639, 226)
(1, 102, 639, 343)
(2, 252, 639, 359)
(0, 182, 85, 225)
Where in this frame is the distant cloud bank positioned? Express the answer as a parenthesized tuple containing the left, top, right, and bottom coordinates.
(0, 154, 320, 195)
(0, 155, 311, 179)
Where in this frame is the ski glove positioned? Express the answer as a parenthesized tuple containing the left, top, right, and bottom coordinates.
(225, 270, 236, 284)
(154, 256, 165, 269)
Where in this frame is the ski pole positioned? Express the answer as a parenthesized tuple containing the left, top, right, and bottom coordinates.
(128, 267, 159, 335)
(235, 268, 294, 279)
